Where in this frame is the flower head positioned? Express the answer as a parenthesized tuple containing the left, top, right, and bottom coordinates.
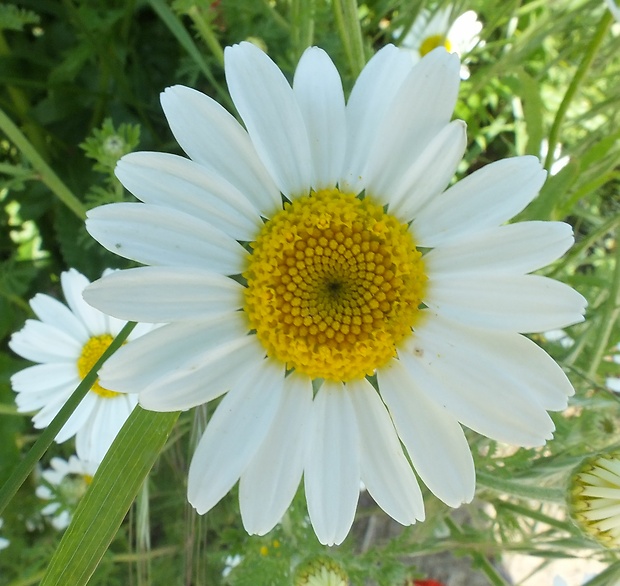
(294, 557, 348, 586)
(569, 451, 620, 547)
(36, 455, 98, 530)
(85, 42, 586, 545)
(397, 7, 482, 76)
(9, 268, 155, 464)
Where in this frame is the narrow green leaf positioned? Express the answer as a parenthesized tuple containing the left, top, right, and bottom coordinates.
(147, 0, 232, 111)
(40, 407, 180, 586)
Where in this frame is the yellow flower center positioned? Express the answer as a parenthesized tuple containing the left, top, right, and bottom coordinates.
(420, 34, 452, 56)
(243, 189, 426, 381)
(77, 335, 120, 398)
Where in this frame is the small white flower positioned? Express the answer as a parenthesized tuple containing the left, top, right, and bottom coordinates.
(0, 519, 9, 551)
(36, 455, 98, 531)
(9, 268, 156, 463)
(397, 7, 482, 77)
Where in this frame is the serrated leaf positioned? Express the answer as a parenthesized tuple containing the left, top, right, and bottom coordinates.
(40, 407, 180, 586)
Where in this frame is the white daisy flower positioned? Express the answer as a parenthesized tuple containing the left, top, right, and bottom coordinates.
(84, 42, 586, 546)
(569, 452, 620, 548)
(397, 7, 482, 76)
(0, 519, 9, 551)
(36, 455, 98, 531)
(9, 268, 155, 464)
(606, 0, 620, 22)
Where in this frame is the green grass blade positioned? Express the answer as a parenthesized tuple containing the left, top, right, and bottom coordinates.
(40, 407, 180, 586)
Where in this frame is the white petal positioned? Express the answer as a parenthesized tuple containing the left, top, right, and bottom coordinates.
(98, 313, 248, 393)
(348, 378, 425, 524)
(139, 335, 265, 411)
(225, 42, 311, 197)
(115, 152, 262, 240)
(426, 274, 586, 332)
(340, 44, 414, 193)
(424, 221, 574, 276)
(379, 120, 466, 221)
(377, 360, 475, 507)
(11, 362, 78, 393)
(399, 314, 566, 445)
(77, 395, 136, 464)
(364, 48, 461, 200)
(61, 269, 108, 336)
(304, 381, 360, 546)
(86, 203, 248, 275)
(187, 359, 285, 514)
(84, 267, 243, 323)
(239, 372, 312, 535)
(9, 320, 82, 363)
(29, 293, 89, 343)
(412, 156, 547, 247)
(160, 85, 280, 216)
(293, 47, 346, 190)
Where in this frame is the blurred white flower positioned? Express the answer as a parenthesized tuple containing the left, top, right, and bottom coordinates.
(36, 455, 98, 530)
(0, 519, 9, 551)
(397, 7, 482, 77)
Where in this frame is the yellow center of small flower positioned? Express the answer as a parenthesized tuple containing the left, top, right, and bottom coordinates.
(244, 189, 426, 381)
(77, 335, 120, 398)
(420, 34, 452, 56)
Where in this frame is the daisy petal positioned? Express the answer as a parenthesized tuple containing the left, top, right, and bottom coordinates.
(412, 156, 547, 247)
(160, 85, 280, 215)
(187, 359, 285, 514)
(84, 267, 243, 323)
(293, 47, 346, 190)
(9, 320, 82, 363)
(378, 360, 475, 507)
(340, 44, 413, 193)
(86, 203, 248, 275)
(380, 120, 467, 221)
(61, 269, 108, 336)
(225, 42, 311, 197)
(424, 221, 574, 276)
(29, 293, 89, 343)
(365, 48, 461, 199)
(98, 313, 248, 393)
(426, 273, 586, 332)
(115, 152, 261, 240)
(399, 314, 565, 445)
(348, 378, 425, 524)
(11, 362, 77, 393)
(140, 336, 265, 411)
(239, 372, 312, 535)
(305, 381, 360, 546)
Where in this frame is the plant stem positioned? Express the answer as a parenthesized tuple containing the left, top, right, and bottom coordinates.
(0, 321, 136, 516)
(544, 10, 612, 170)
(0, 107, 87, 220)
(587, 237, 620, 380)
(332, 0, 366, 76)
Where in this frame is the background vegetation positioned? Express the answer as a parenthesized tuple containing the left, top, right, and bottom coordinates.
(1, 0, 619, 584)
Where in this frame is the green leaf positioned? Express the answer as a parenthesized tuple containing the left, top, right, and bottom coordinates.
(40, 407, 180, 586)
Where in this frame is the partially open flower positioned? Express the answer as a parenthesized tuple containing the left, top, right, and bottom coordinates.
(294, 556, 348, 586)
(569, 451, 620, 547)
